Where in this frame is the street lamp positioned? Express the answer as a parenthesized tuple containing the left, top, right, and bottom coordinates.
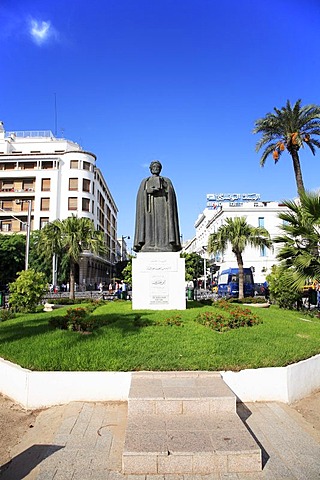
(121, 235, 130, 261)
(15, 199, 32, 270)
(202, 246, 207, 290)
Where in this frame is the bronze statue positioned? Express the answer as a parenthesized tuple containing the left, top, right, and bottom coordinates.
(133, 161, 182, 252)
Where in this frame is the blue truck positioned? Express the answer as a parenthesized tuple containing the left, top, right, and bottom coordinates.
(217, 268, 255, 298)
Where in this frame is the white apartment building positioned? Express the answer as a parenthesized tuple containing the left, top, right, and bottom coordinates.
(185, 193, 288, 283)
(0, 122, 118, 288)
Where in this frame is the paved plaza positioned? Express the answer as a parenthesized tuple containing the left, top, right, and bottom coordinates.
(0, 397, 319, 480)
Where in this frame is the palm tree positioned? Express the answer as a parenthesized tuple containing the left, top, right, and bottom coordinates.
(39, 215, 107, 299)
(274, 191, 320, 291)
(208, 217, 272, 299)
(253, 99, 320, 195)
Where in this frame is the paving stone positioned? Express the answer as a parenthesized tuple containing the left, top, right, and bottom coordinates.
(122, 453, 158, 474)
(158, 454, 193, 474)
(124, 431, 168, 454)
(156, 400, 183, 415)
(167, 430, 213, 453)
(30, 383, 320, 480)
(123, 373, 261, 475)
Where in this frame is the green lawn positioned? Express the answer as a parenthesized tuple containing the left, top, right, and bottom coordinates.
(0, 301, 319, 372)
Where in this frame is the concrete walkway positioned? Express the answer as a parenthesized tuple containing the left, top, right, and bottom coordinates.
(0, 399, 319, 480)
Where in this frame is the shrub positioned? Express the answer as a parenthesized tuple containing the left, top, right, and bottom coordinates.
(196, 304, 261, 332)
(65, 307, 95, 332)
(266, 265, 302, 309)
(228, 296, 267, 304)
(48, 316, 69, 329)
(0, 309, 16, 322)
(196, 311, 229, 332)
(9, 269, 47, 312)
(49, 305, 99, 332)
(159, 314, 183, 327)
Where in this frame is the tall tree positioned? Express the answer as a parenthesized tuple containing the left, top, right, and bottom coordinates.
(180, 252, 204, 282)
(208, 217, 272, 299)
(39, 215, 107, 299)
(274, 191, 320, 290)
(0, 234, 25, 286)
(253, 99, 320, 195)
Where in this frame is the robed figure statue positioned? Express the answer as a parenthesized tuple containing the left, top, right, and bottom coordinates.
(133, 161, 182, 253)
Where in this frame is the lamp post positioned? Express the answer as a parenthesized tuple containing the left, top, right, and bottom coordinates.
(202, 246, 207, 291)
(121, 235, 130, 261)
(15, 199, 32, 270)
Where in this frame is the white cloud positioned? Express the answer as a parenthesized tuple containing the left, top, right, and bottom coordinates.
(29, 18, 58, 46)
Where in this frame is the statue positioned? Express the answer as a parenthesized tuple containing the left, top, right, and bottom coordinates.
(133, 161, 182, 253)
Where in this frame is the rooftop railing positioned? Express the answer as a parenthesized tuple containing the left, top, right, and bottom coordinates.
(5, 130, 55, 138)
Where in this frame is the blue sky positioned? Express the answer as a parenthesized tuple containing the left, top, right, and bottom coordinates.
(2, 0, 320, 248)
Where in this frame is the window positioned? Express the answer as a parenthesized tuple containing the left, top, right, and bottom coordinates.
(70, 160, 79, 169)
(40, 217, 49, 229)
(1, 221, 11, 232)
(23, 181, 34, 191)
(68, 197, 78, 210)
(41, 178, 51, 191)
(42, 161, 53, 169)
(258, 217, 264, 228)
(1, 200, 12, 211)
(69, 178, 78, 191)
(83, 178, 90, 192)
(20, 162, 36, 170)
(83, 161, 91, 171)
(1, 182, 13, 191)
(22, 201, 31, 212)
(41, 198, 50, 211)
(82, 198, 90, 212)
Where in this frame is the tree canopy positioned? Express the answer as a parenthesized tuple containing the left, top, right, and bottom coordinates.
(274, 190, 320, 291)
(0, 234, 25, 287)
(254, 99, 320, 194)
(39, 215, 107, 299)
(208, 216, 272, 298)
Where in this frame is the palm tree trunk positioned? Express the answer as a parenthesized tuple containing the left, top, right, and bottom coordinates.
(235, 252, 245, 299)
(69, 259, 75, 300)
(290, 149, 305, 195)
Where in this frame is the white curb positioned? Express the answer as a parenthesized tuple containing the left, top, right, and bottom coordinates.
(1, 354, 319, 409)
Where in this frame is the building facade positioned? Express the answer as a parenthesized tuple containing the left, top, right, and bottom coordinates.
(184, 193, 288, 284)
(0, 122, 118, 288)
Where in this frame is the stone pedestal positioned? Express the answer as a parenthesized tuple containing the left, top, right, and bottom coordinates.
(132, 252, 186, 310)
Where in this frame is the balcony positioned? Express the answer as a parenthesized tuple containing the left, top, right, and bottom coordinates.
(0, 187, 35, 193)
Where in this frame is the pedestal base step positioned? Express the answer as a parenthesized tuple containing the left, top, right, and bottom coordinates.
(122, 372, 262, 475)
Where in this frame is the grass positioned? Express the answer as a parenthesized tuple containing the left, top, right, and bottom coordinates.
(0, 300, 320, 372)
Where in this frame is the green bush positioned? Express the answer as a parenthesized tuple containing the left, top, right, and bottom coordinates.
(49, 305, 98, 332)
(0, 309, 16, 322)
(196, 302, 261, 332)
(48, 316, 69, 329)
(228, 296, 267, 304)
(266, 265, 302, 309)
(9, 269, 47, 312)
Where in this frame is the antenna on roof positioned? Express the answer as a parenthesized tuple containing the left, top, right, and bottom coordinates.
(54, 93, 58, 136)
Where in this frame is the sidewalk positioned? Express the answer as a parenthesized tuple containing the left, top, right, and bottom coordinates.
(1, 399, 319, 480)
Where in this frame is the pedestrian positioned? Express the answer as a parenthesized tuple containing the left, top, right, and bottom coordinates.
(316, 284, 320, 310)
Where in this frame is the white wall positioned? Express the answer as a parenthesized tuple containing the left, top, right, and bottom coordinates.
(1, 354, 319, 409)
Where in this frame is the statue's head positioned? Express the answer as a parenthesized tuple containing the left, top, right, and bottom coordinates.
(149, 160, 162, 175)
